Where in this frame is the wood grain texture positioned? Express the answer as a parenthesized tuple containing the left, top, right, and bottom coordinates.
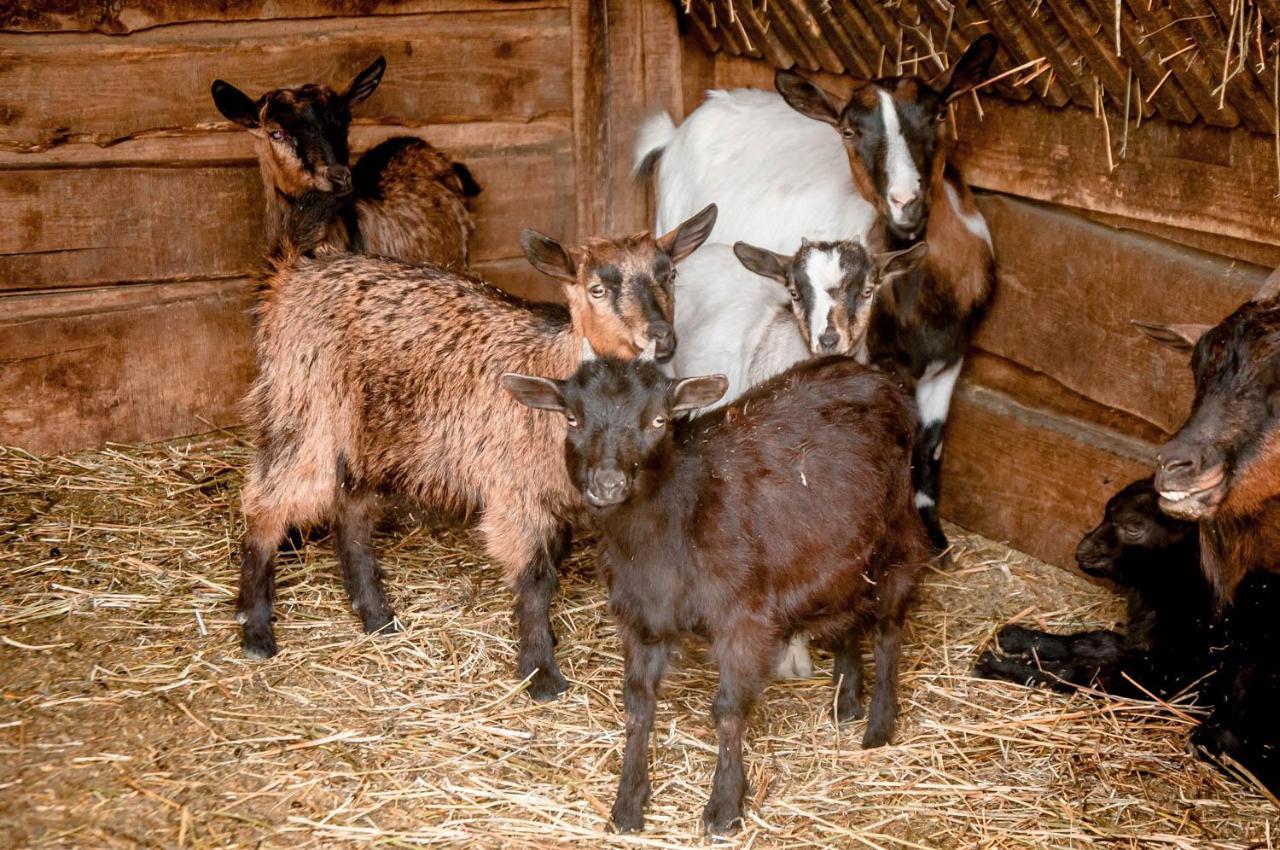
(973, 194, 1265, 435)
(0, 9, 571, 150)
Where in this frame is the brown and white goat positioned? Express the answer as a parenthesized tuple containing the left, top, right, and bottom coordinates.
(636, 36, 998, 552)
(212, 57, 479, 268)
(1135, 269, 1280, 603)
(504, 353, 929, 833)
(234, 200, 717, 703)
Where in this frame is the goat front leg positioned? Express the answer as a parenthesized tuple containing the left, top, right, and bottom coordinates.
(913, 358, 962, 555)
(704, 636, 770, 835)
(611, 631, 669, 833)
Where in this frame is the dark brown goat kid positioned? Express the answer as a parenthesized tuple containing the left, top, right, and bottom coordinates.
(1135, 269, 1280, 603)
(235, 196, 717, 703)
(504, 353, 929, 834)
(212, 57, 479, 267)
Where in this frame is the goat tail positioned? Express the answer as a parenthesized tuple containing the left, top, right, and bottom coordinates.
(632, 110, 677, 181)
(260, 189, 348, 284)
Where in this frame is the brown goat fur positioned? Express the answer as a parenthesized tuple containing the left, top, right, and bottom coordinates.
(211, 58, 478, 269)
(235, 203, 717, 703)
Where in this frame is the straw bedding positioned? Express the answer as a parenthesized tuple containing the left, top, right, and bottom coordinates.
(1, 437, 1276, 848)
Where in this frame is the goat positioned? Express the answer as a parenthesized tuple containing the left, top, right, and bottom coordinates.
(671, 239, 929, 410)
(503, 352, 929, 834)
(975, 477, 1279, 798)
(212, 57, 480, 268)
(636, 36, 998, 552)
(974, 477, 1211, 698)
(233, 199, 717, 703)
(1134, 268, 1280, 604)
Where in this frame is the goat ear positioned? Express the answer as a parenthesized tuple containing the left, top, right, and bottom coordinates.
(450, 162, 482, 197)
(657, 203, 717, 264)
(670, 375, 729, 414)
(345, 57, 386, 105)
(775, 70, 842, 126)
(521, 229, 577, 282)
(1132, 320, 1210, 353)
(211, 80, 260, 128)
(1253, 267, 1280, 302)
(934, 34, 998, 102)
(501, 373, 567, 413)
(874, 242, 929, 280)
(733, 242, 790, 284)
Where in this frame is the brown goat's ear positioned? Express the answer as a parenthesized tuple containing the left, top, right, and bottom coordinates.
(874, 242, 929, 281)
(501, 373, 566, 413)
(211, 80, 259, 128)
(670, 375, 729, 414)
(657, 203, 717, 264)
(521, 229, 577, 282)
(345, 57, 386, 105)
(733, 242, 790, 284)
(775, 70, 842, 126)
(934, 34, 998, 102)
(1132, 320, 1210, 353)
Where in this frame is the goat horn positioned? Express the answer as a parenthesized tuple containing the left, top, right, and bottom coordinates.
(638, 338, 658, 361)
(1254, 267, 1280, 303)
(580, 338, 597, 362)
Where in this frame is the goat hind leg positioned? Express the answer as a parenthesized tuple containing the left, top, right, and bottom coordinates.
(832, 625, 866, 722)
(335, 492, 397, 635)
(238, 512, 287, 660)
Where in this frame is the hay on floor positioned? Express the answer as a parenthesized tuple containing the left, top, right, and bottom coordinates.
(1, 437, 1276, 848)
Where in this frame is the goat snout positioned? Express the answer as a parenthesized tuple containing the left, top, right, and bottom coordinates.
(324, 164, 353, 195)
(1154, 443, 1227, 519)
(586, 467, 630, 508)
(818, 328, 841, 352)
(648, 322, 676, 362)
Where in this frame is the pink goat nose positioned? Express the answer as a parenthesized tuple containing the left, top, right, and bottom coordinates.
(890, 189, 917, 208)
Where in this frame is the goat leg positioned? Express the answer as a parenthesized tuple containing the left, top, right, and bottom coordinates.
(611, 632, 668, 833)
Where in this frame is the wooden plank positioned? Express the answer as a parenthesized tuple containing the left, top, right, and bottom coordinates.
(973, 194, 1265, 435)
(604, 0, 650, 236)
(0, 10, 571, 150)
(0, 279, 257, 454)
(0, 136, 573, 291)
(571, 0, 608, 239)
(955, 97, 1280, 247)
(972, 0, 1074, 108)
(1, 1, 568, 34)
(1041, 0, 1154, 119)
(940, 383, 1154, 569)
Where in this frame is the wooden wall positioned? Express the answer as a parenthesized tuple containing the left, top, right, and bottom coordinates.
(0, 0, 682, 454)
(682, 49, 1280, 570)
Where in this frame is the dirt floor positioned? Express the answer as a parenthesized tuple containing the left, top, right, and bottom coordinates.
(1, 436, 1277, 849)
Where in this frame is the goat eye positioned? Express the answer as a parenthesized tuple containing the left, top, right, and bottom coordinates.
(269, 129, 287, 142)
(789, 289, 801, 302)
(565, 413, 579, 428)
(861, 286, 875, 298)
(589, 284, 607, 298)
(841, 127, 857, 140)
(651, 415, 667, 429)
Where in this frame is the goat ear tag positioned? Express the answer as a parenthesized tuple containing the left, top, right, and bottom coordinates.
(500, 373, 566, 412)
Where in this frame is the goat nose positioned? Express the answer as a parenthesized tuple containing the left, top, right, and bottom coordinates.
(889, 189, 918, 209)
(818, 329, 840, 351)
(328, 165, 353, 194)
(648, 322, 674, 344)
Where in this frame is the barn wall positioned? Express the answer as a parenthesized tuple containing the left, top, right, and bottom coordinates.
(685, 50, 1280, 570)
(0, 0, 682, 454)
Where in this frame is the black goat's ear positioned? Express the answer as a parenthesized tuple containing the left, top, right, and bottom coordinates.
(670, 375, 728, 414)
(733, 242, 791, 284)
(211, 80, 260, 128)
(521, 229, 577, 282)
(451, 162, 482, 197)
(934, 34, 998, 102)
(501, 373, 566, 412)
(775, 70, 842, 126)
(345, 57, 386, 105)
(1132, 320, 1209, 353)
(657, 203, 717, 264)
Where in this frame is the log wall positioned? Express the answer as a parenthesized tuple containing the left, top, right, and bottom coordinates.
(685, 51, 1280, 569)
(0, 0, 682, 453)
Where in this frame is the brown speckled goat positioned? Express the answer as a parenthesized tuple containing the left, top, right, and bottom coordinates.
(212, 57, 479, 268)
(235, 200, 718, 703)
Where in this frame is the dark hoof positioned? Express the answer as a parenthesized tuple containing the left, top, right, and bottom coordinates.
(836, 695, 865, 723)
(862, 721, 893, 749)
(363, 613, 401, 636)
(611, 801, 645, 834)
(995, 624, 1036, 656)
(242, 628, 279, 661)
(702, 796, 743, 835)
(973, 649, 1000, 679)
(524, 666, 570, 702)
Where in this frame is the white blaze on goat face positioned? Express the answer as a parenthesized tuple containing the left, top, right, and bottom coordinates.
(800, 246, 844, 350)
(876, 88, 921, 229)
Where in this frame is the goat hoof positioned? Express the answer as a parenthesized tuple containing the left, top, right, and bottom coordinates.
(241, 629, 279, 661)
(861, 722, 893, 749)
(995, 625, 1036, 655)
(973, 649, 1000, 679)
(702, 797, 743, 835)
(363, 614, 401, 636)
(836, 697, 865, 723)
(525, 666, 570, 702)
(610, 801, 645, 833)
